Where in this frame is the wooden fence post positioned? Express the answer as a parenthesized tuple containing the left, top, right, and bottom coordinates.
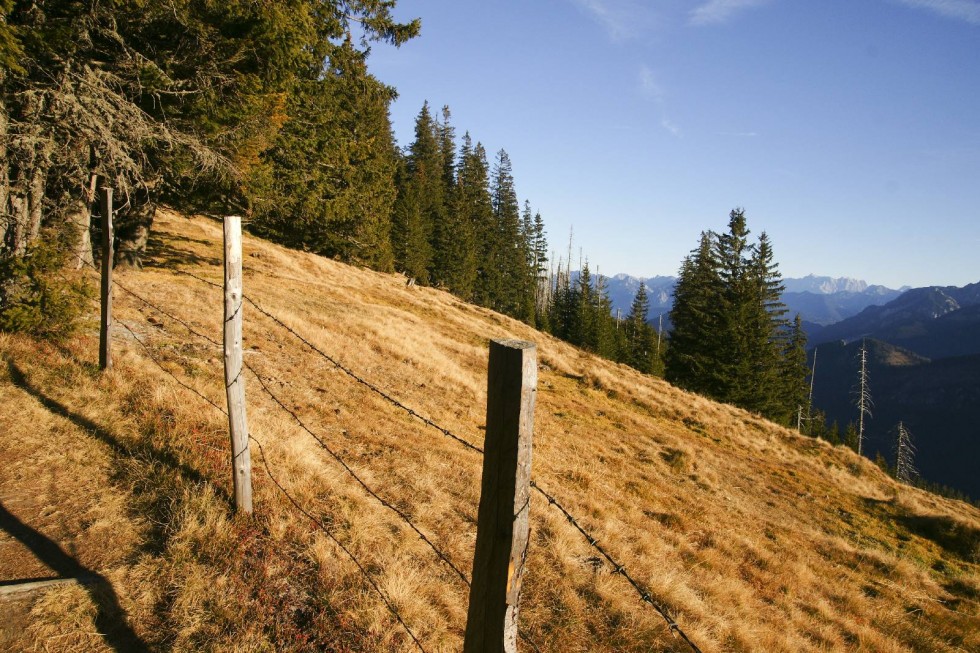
(98, 187, 113, 371)
(223, 215, 252, 513)
(464, 339, 537, 653)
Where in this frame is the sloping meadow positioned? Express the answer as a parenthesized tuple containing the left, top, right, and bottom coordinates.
(1, 211, 977, 652)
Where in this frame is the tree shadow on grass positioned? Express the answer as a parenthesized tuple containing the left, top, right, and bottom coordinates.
(895, 512, 980, 562)
(142, 233, 221, 270)
(0, 502, 149, 652)
(5, 359, 233, 553)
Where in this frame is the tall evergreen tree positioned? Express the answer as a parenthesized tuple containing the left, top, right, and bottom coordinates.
(624, 283, 656, 373)
(488, 149, 524, 316)
(251, 41, 398, 270)
(665, 231, 723, 394)
(393, 101, 443, 282)
(467, 142, 497, 306)
(666, 210, 797, 422)
(531, 211, 550, 328)
(780, 314, 810, 425)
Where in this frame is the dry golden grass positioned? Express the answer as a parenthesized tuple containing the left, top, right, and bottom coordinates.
(1, 209, 977, 652)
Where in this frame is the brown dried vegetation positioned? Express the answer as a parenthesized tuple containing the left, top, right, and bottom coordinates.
(1, 210, 977, 651)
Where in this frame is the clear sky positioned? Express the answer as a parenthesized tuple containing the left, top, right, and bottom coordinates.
(366, 0, 980, 289)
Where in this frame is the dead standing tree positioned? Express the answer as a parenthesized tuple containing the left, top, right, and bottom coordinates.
(854, 340, 873, 457)
(894, 421, 917, 485)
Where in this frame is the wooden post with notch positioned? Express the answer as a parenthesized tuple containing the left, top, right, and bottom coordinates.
(464, 339, 537, 653)
(98, 187, 113, 371)
(223, 215, 252, 513)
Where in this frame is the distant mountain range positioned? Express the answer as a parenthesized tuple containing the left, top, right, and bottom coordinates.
(599, 273, 906, 329)
(811, 282, 980, 358)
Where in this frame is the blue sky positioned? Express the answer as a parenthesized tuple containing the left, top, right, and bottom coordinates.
(366, 0, 980, 289)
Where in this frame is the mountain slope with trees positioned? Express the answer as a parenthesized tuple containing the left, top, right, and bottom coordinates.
(1, 212, 977, 652)
(813, 283, 980, 359)
(809, 338, 980, 500)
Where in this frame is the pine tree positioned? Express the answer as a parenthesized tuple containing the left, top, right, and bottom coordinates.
(742, 231, 790, 418)
(393, 101, 444, 282)
(440, 132, 479, 299)
(624, 283, 656, 373)
(665, 231, 723, 394)
(251, 41, 398, 270)
(467, 142, 497, 306)
(780, 314, 810, 426)
(488, 149, 524, 316)
(431, 105, 463, 288)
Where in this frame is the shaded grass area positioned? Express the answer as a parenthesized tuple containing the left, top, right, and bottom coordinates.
(0, 338, 381, 652)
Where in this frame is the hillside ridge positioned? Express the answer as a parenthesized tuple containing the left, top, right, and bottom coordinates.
(1, 211, 977, 652)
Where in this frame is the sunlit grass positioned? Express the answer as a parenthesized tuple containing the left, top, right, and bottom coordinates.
(0, 210, 976, 651)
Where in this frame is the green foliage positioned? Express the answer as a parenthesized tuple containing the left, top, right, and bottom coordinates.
(2, 0, 419, 261)
(623, 283, 657, 373)
(665, 210, 799, 422)
(0, 226, 92, 342)
(249, 42, 398, 270)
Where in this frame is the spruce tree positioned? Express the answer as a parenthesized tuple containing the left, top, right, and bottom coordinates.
(468, 142, 497, 306)
(441, 132, 479, 299)
(489, 149, 524, 316)
(393, 101, 444, 283)
(780, 314, 810, 425)
(251, 41, 398, 270)
(665, 231, 723, 394)
(740, 230, 789, 417)
(625, 283, 655, 373)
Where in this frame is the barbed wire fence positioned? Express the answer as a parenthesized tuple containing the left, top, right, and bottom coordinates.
(60, 209, 703, 653)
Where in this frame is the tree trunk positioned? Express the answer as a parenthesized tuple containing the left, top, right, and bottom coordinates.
(67, 174, 97, 269)
(0, 98, 9, 256)
(114, 184, 155, 269)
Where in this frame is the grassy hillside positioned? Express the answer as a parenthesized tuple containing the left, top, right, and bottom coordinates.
(1, 211, 978, 652)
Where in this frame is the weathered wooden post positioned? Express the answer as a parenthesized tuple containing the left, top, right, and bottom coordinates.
(464, 339, 537, 653)
(98, 187, 113, 371)
(223, 215, 252, 513)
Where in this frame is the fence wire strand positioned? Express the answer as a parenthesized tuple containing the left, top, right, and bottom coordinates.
(74, 242, 705, 652)
(242, 361, 472, 587)
(240, 284, 702, 649)
(529, 480, 703, 653)
(248, 435, 429, 653)
(242, 294, 485, 454)
(64, 260, 430, 651)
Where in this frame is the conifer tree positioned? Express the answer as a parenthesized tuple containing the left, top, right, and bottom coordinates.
(251, 41, 397, 270)
(780, 314, 810, 425)
(393, 101, 444, 282)
(740, 230, 789, 417)
(488, 149, 524, 316)
(894, 421, 917, 484)
(440, 132, 480, 298)
(665, 231, 723, 394)
(467, 142, 497, 306)
(624, 283, 656, 373)
(531, 211, 550, 328)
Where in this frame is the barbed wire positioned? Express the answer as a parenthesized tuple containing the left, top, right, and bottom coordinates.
(117, 263, 550, 652)
(75, 248, 699, 651)
(247, 434, 429, 653)
(529, 480, 703, 653)
(242, 360, 472, 587)
(242, 293, 485, 454)
(61, 259, 431, 651)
